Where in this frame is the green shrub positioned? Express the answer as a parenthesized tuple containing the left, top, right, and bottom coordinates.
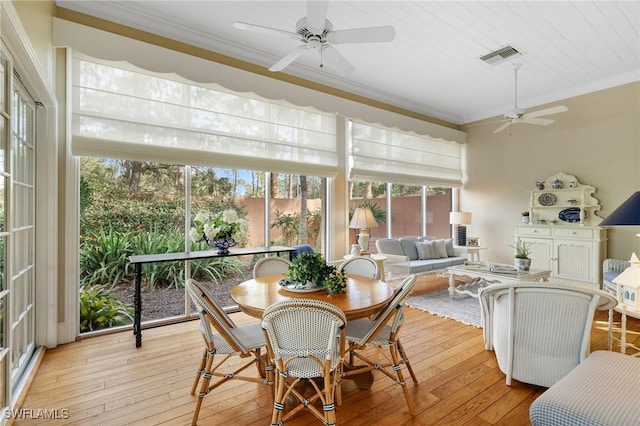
(80, 226, 246, 291)
(79, 284, 134, 332)
(80, 227, 134, 288)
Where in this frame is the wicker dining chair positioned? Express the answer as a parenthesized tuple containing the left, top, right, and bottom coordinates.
(338, 256, 379, 279)
(253, 256, 292, 279)
(186, 279, 272, 426)
(261, 298, 347, 426)
(343, 275, 418, 415)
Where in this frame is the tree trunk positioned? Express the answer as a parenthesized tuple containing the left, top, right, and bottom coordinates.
(270, 173, 279, 198)
(365, 181, 373, 199)
(128, 161, 144, 192)
(298, 176, 308, 244)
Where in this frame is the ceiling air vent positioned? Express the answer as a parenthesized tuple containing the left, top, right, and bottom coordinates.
(480, 45, 522, 66)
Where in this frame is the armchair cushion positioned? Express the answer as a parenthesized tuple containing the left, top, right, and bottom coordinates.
(530, 351, 640, 426)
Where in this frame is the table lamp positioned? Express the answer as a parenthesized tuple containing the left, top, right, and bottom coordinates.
(450, 211, 472, 247)
(600, 191, 640, 310)
(349, 207, 378, 254)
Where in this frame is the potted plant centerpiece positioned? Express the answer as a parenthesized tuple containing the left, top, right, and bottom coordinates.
(284, 252, 347, 294)
(510, 240, 533, 271)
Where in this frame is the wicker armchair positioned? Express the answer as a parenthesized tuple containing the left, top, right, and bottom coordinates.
(602, 258, 629, 293)
(253, 256, 292, 278)
(344, 275, 418, 415)
(186, 279, 271, 426)
(479, 281, 617, 387)
(262, 298, 347, 426)
(338, 256, 379, 279)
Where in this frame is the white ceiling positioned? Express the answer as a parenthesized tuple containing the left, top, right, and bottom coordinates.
(56, 1, 640, 125)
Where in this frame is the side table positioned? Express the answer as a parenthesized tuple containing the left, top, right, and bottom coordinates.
(608, 304, 640, 356)
(454, 245, 487, 263)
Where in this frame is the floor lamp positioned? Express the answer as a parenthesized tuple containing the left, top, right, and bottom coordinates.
(349, 207, 378, 254)
(450, 212, 472, 247)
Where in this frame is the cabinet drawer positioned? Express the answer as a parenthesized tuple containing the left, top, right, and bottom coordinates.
(553, 228, 594, 239)
(516, 227, 551, 236)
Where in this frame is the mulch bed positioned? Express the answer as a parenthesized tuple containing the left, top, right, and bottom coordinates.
(113, 270, 253, 322)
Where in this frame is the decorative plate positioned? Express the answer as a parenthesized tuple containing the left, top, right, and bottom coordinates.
(559, 207, 581, 223)
(278, 280, 325, 293)
(538, 192, 557, 206)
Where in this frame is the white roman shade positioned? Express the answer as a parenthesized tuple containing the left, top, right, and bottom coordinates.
(350, 119, 463, 186)
(71, 55, 338, 177)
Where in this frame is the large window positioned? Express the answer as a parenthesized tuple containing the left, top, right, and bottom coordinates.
(72, 52, 461, 334)
(350, 181, 453, 254)
(79, 159, 326, 332)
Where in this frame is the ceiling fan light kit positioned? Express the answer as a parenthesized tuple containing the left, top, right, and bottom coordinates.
(232, 0, 395, 76)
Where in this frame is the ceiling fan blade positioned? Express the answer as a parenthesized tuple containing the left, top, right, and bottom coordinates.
(521, 117, 555, 126)
(306, 0, 329, 34)
(328, 26, 396, 44)
(269, 46, 310, 72)
(523, 105, 568, 119)
(493, 121, 512, 134)
(232, 22, 300, 40)
(321, 44, 355, 76)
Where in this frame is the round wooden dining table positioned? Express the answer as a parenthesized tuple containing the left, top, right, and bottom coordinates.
(231, 274, 394, 320)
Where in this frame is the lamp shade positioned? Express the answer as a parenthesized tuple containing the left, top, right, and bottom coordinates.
(600, 191, 640, 226)
(449, 211, 472, 225)
(349, 207, 378, 229)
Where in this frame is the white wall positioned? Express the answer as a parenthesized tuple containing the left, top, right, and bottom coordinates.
(462, 82, 640, 263)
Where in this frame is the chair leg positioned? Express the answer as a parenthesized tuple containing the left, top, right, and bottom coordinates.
(192, 349, 215, 426)
(389, 342, 416, 415)
(271, 370, 287, 426)
(324, 369, 337, 426)
(191, 348, 208, 395)
(396, 339, 418, 384)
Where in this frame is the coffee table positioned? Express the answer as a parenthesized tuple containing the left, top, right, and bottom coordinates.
(447, 263, 551, 298)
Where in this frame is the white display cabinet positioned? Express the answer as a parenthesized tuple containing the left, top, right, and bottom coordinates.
(515, 172, 607, 287)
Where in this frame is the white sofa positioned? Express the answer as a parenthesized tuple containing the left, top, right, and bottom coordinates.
(375, 236, 466, 275)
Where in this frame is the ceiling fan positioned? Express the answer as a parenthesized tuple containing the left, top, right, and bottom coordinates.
(493, 63, 568, 134)
(232, 0, 395, 76)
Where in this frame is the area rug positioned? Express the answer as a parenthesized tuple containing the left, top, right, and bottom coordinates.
(405, 288, 482, 328)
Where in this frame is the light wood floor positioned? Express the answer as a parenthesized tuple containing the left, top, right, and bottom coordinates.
(15, 275, 640, 425)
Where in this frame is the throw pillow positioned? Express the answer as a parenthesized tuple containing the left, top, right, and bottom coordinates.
(415, 241, 436, 260)
(434, 239, 448, 258)
(445, 238, 456, 257)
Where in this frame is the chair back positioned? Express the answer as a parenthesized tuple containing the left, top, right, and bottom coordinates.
(355, 275, 416, 344)
(253, 256, 292, 278)
(186, 279, 248, 353)
(339, 256, 379, 279)
(261, 299, 346, 375)
(479, 281, 617, 387)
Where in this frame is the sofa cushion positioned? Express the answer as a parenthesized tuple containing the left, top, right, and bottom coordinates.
(399, 237, 420, 260)
(415, 241, 436, 260)
(375, 238, 405, 257)
(376, 236, 467, 275)
(445, 238, 456, 256)
(434, 239, 448, 258)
